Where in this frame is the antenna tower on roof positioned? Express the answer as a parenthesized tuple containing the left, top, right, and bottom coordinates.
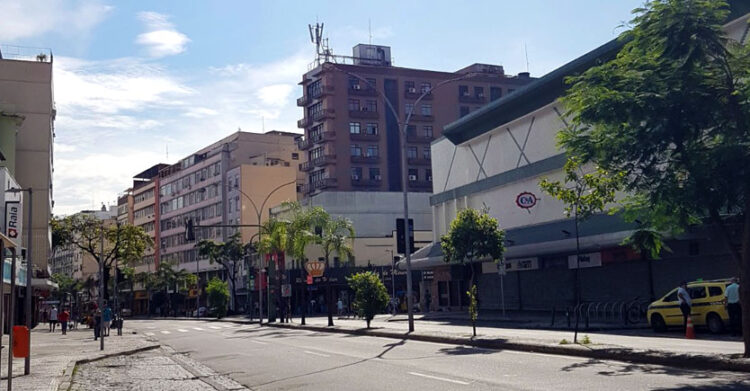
(309, 22, 333, 66)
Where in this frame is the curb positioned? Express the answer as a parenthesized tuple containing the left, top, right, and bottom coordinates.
(265, 322, 750, 373)
(56, 344, 161, 391)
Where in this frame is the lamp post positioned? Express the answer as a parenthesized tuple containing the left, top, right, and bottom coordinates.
(326, 64, 477, 331)
(6, 187, 32, 374)
(236, 179, 296, 325)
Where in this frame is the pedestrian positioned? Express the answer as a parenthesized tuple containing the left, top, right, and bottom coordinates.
(726, 277, 741, 336)
(426, 292, 432, 313)
(58, 308, 70, 335)
(102, 304, 113, 337)
(93, 309, 102, 340)
(337, 298, 344, 317)
(49, 305, 58, 332)
(677, 281, 692, 331)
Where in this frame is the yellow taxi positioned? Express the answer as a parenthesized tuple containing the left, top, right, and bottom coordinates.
(647, 279, 731, 334)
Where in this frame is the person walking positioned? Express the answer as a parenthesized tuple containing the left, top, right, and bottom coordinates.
(726, 277, 741, 336)
(337, 298, 344, 317)
(93, 309, 102, 340)
(102, 304, 113, 337)
(58, 308, 70, 335)
(677, 281, 692, 331)
(49, 306, 58, 332)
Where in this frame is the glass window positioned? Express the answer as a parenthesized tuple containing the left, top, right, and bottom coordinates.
(420, 82, 431, 94)
(348, 77, 360, 90)
(689, 287, 707, 299)
(408, 168, 418, 181)
(459, 85, 469, 96)
(426, 169, 433, 181)
(405, 103, 414, 115)
(292, 153, 299, 160)
(364, 100, 377, 112)
(407, 147, 417, 159)
(460, 106, 470, 118)
(351, 167, 362, 179)
(406, 125, 417, 136)
(365, 78, 376, 90)
(423, 126, 433, 138)
(709, 286, 724, 297)
(366, 123, 378, 135)
(423, 147, 431, 159)
(369, 168, 381, 180)
(474, 86, 484, 97)
(307, 80, 322, 98)
(421, 104, 432, 116)
(366, 145, 378, 157)
(663, 289, 678, 302)
(348, 99, 360, 111)
(490, 87, 502, 101)
(405, 81, 415, 92)
(349, 122, 361, 134)
(350, 144, 362, 156)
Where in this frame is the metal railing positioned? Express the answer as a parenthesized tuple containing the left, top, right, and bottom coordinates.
(0, 45, 52, 62)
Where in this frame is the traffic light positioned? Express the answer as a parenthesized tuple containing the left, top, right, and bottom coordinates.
(184, 218, 195, 242)
(396, 218, 414, 255)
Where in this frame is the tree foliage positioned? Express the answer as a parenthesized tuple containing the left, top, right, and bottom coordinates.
(206, 277, 229, 318)
(197, 232, 250, 311)
(622, 228, 672, 260)
(440, 208, 505, 284)
(347, 271, 389, 328)
(557, 0, 750, 355)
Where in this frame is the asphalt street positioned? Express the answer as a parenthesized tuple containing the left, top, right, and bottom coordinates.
(129, 319, 750, 390)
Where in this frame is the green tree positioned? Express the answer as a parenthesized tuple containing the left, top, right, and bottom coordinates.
(206, 277, 229, 318)
(135, 270, 158, 316)
(51, 273, 81, 308)
(622, 228, 672, 302)
(197, 232, 245, 312)
(557, 0, 750, 354)
(347, 271, 389, 328)
(540, 157, 622, 343)
(120, 266, 136, 312)
(440, 208, 505, 328)
(467, 285, 478, 337)
(52, 214, 153, 301)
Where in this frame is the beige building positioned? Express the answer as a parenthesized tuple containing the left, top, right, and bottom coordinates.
(0, 48, 55, 273)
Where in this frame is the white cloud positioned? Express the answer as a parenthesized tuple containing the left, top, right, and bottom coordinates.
(136, 11, 190, 57)
(0, 0, 112, 42)
(257, 84, 294, 107)
(183, 107, 218, 118)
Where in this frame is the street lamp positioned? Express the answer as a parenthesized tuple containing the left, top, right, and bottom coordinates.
(6, 187, 32, 374)
(326, 64, 478, 332)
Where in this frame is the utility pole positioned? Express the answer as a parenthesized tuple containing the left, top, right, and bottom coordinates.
(24, 188, 32, 374)
(99, 223, 105, 351)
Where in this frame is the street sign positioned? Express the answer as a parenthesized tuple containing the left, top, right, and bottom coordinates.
(281, 284, 291, 297)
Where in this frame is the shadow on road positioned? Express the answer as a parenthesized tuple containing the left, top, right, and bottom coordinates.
(560, 357, 750, 384)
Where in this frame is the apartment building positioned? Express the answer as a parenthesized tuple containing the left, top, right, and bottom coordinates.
(0, 46, 55, 272)
(50, 207, 117, 284)
(296, 44, 534, 196)
(117, 189, 133, 226)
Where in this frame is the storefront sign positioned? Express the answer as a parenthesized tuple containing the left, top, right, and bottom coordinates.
(305, 260, 326, 277)
(504, 257, 540, 272)
(515, 192, 537, 209)
(568, 252, 602, 269)
(4, 201, 22, 246)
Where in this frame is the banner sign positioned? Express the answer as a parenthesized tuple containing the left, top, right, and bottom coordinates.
(4, 201, 22, 247)
(568, 252, 602, 269)
(504, 257, 540, 272)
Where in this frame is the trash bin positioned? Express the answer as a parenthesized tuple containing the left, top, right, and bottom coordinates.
(12, 326, 29, 358)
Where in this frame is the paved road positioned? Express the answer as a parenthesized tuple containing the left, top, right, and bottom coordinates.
(129, 319, 750, 390)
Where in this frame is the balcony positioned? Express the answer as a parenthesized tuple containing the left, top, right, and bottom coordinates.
(349, 86, 378, 97)
(406, 134, 434, 143)
(303, 178, 338, 194)
(312, 108, 336, 122)
(350, 132, 380, 142)
(407, 157, 432, 166)
(350, 108, 379, 119)
(408, 114, 434, 122)
(299, 131, 337, 151)
(404, 90, 433, 100)
(408, 180, 433, 190)
(299, 154, 337, 172)
(297, 117, 311, 128)
(351, 177, 382, 188)
(350, 155, 380, 164)
(459, 94, 486, 104)
(296, 95, 310, 106)
(310, 84, 335, 99)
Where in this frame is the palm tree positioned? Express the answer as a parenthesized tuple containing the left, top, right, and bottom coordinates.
(320, 216, 355, 326)
(258, 217, 288, 322)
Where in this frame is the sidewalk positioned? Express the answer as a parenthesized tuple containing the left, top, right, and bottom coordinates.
(0, 325, 158, 391)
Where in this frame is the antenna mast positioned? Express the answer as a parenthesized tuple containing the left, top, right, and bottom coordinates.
(308, 22, 333, 66)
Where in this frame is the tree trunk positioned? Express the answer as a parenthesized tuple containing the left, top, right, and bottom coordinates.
(301, 260, 307, 326)
(472, 322, 476, 337)
(326, 256, 334, 327)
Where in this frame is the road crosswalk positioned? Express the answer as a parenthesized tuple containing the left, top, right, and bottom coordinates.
(134, 321, 244, 339)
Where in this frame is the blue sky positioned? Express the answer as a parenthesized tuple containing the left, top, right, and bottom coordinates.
(0, 0, 643, 215)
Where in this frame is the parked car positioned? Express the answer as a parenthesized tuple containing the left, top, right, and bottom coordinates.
(191, 306, 207, 317)
(120, 308, 132, 317)
(647, 279, 730, 334)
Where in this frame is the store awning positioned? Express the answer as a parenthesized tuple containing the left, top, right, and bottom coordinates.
(32, 278, 58, 290)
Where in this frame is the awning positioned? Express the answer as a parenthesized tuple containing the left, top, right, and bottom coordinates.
(32, 278, 58, 290)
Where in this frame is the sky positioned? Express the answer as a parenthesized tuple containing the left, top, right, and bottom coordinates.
(0, 0, 644, 215)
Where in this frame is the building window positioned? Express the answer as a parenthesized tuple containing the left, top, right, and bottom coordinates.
(351, 167, 362, 180)
(308, 102, 323, 119)
(423, 147, 431, 159)
(350, 144, 362, 156)
(420, 82, 431, 94)
(307, 80, 322, 98)
(460, 106, 470, 118)
(348, 77, 360, 90)
(365, 78, 376, 90)
(423, 126, 433, 138)
(406, 125, 417, 136)
(366, 145, 379, 157)
(292, 153, 299, 160)
(310, 147, 324, 160)
(490, 87, 502, 101)
(407, 146, 417, 159)
(408, 169, 418, 181)
(365, 123, 378, 135)
(421, 104, 432, 116)
(364, 100, 377, 112)
(459, 85, 469, 97)
(405, 81, 415, 92)
(235, 196, 240, 212)
(369, 168, 381, 180)
(426, 169, 432, 181)
(349, 122, 361, 134)
(474, 86, 484, 98)
(405, 103, 414, 115)
(348, 99, 360, 111)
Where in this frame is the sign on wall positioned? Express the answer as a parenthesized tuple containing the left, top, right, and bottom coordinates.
(504, 257, 540, 272)
(567, 252, 602, 269)
(4, 201, 22, 247)
(515, 192, 538, 209)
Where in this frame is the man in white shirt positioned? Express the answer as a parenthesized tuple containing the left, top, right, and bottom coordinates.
(725, 277, 741, 336)
(677, 282, 692, 331)
(49, 306, 58, 332)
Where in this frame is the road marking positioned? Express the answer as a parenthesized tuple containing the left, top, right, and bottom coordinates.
(504, 350, 583, 361)
(209, 326, 221, 330)
(408, 372, 470, 385)
(251, 340, 268, 345)
(177, 329, 188, 333)
(160, 330, 171, 334)
(192, 327, 204, 331)
(145, 332, 155, 336)
(146, 326, 156, 329)
(303, 350, 330, 357)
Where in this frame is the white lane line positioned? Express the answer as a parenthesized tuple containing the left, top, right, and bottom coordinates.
(209, 326, 221, 330)
(177, 329, 188, 333)
(303, 350, 330, 357)
(160, 330, 171, 335)
(250, 340, 268, 345)
(192, 327, 204, 331)
(146, 326, 156, 329)
(408, 372, 470, 385)
(145, 332, 155, 336)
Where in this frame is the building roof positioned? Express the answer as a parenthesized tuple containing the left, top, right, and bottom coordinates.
(442, 1, 750, 145)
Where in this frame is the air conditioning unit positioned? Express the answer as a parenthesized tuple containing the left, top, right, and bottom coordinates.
(408, 175, 417, 181)
(463, 92, 471, 97)
(361, 107, 368, 112)
(408, 88, 416, 93)
(478, 93, 484, 98)
(374, 175, 382, 180)
(353, 84, 361, 90)
(351, 175, 360, 181)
